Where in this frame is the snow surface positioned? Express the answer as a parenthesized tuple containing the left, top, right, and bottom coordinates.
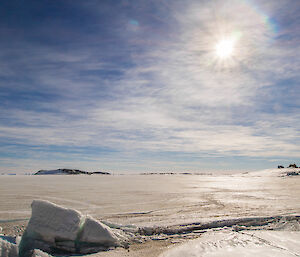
(1, 170, 299, 256)
(159, 230, 300, 257)
(1, 170, 299, 227)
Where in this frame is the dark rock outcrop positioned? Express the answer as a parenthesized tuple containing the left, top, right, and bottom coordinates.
(93, 171, 111, 175)
(288, 164, 298, 168)
(287, 171, 299, 176)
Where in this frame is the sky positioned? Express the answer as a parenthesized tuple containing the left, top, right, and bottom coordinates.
(0, 0, 299, 173)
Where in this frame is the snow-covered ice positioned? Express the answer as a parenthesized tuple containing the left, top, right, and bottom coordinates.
(1, 169, 299, 227)
(159, 230, 300, 257)
(0, 168, 299, 256)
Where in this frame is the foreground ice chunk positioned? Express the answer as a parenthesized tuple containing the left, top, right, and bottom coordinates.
(26, 200, 82, 243)
(80, 216, 119, 246)
(19, 200, 121, 256)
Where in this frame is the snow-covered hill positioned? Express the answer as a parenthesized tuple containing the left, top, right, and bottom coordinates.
(34, 169, 110, 175)
(244, 168, 300, 177)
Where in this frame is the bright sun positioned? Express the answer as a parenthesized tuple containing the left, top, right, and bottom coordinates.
(215, 38, 236, 59)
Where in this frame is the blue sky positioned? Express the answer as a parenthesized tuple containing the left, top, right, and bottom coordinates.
(0, 0, 299, 173)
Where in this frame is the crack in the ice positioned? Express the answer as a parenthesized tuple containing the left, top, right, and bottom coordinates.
(137, 215, 300, 236)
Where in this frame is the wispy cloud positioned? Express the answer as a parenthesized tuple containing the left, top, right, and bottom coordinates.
(0, 0, 299, 172)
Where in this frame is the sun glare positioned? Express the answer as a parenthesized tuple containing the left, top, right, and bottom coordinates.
(215, 38, 236, 59)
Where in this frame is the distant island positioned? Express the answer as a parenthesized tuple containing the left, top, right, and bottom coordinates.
(34, 169, 111, 175)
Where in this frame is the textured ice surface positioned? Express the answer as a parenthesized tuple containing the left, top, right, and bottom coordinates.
(1, 170, 299, 228)
(160, 230, 300, 257)
(1, 169, 299, 256)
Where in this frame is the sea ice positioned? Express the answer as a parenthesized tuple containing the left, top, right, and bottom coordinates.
(19, 200, 122, 256)
(80, 215, 119, 246)
(26, 200, 82, 243)
(159, 230, 300, 257)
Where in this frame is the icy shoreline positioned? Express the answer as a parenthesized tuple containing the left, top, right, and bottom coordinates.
(1, 215, 299, 256)
(1, 200, 299, 256)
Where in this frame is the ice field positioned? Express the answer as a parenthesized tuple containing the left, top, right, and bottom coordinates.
(0, 170, 299, 226)
(0, 169, 299, 256)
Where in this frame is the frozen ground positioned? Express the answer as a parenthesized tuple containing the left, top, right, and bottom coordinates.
(0, 169, 299, 256)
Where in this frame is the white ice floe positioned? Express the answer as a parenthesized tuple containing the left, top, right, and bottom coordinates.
(160, 230, 300, 257)
(19, 200, 123, 256)
(26, 200, 82, 243)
